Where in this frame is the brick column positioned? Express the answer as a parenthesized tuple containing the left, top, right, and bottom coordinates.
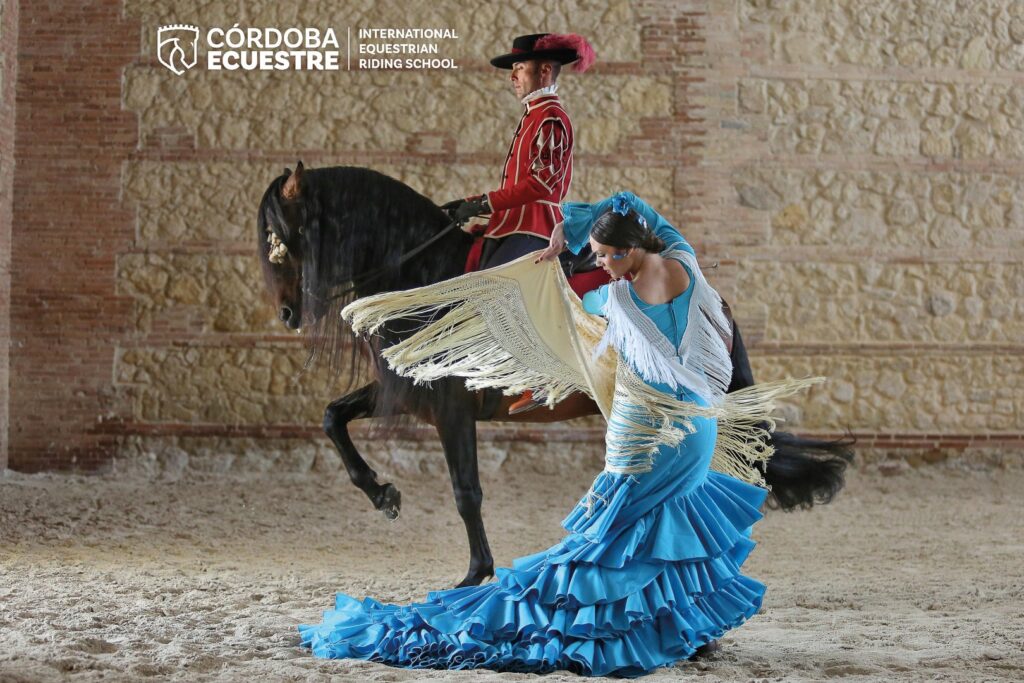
(0, 0, 19, 471)
(9, 1, 138, 470)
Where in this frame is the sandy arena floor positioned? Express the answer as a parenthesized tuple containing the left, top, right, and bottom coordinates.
(1, 458, 1022, 682)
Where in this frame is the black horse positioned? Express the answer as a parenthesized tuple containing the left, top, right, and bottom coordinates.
(257, 162, 853, 588)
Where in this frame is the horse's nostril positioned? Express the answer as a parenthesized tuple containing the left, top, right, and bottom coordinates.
(280, 306, 292, 323)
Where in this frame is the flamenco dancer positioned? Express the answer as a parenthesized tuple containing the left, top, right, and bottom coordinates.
(298, 191, 821, 676)
(442, 32, 595, 272)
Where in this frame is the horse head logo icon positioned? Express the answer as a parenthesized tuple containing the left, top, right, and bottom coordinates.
(157, 24, 200, 75)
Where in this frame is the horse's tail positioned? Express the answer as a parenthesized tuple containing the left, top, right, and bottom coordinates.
(761, 430, 854, 510)
(728, 318, 855, 511)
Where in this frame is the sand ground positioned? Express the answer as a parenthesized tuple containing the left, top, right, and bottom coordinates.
(1, 458, 1022, 682)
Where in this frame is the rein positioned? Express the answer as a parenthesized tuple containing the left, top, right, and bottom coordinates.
(323, 218, 464, 302)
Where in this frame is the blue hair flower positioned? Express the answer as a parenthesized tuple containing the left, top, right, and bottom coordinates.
(610, 192, 631, 217)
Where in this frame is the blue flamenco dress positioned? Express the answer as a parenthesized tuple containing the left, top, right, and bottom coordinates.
(299, 192, 770, 677)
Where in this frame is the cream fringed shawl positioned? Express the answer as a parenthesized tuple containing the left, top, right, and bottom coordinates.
(342, 252, 822, 487)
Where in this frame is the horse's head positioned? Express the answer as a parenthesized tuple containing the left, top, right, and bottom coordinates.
(257, 161, 472, 374)
(257, 162, 313, 330)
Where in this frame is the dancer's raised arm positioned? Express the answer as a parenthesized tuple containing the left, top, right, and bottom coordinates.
(556, 191, 694, 256)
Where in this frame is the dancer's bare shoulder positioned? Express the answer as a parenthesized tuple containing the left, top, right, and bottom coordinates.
(631, 256, 690, 305)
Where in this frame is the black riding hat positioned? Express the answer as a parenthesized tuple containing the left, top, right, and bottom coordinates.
(490, 33, 587, 70)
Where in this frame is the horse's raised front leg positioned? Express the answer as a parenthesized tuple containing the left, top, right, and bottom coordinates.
(323, 382, 402, 520)
(431, 379, 495, 588)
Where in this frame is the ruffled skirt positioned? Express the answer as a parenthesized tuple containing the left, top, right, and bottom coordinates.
(299, 416, 768, 677)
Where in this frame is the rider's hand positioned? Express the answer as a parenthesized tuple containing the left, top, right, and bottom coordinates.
(439, 198, 463, 214)
(441, 195, 491, 223)
(535, 222, 567, 262)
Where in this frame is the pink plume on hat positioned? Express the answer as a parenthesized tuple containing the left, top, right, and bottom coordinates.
(535, 33, 595, 73)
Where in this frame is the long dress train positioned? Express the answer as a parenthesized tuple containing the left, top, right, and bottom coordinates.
(298, 408, 767, 676)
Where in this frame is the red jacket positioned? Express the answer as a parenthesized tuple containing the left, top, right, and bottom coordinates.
(485, 92, 574, 240)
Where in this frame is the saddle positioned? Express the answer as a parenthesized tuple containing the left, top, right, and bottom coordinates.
(559, 244, 611, 298)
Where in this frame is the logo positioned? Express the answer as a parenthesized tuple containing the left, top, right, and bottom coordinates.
(157, 24, 199, 75)
(155, 23, 342, 73)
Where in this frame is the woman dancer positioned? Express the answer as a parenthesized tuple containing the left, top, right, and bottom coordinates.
(299, 191, 817, 676)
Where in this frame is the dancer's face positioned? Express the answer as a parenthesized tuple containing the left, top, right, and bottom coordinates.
(590, 238, 636, 281)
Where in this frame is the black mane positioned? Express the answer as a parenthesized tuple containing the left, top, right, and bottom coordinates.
(258, 165, 473, 379)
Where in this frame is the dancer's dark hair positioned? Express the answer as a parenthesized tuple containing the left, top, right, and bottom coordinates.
(590, 209, 666, 252)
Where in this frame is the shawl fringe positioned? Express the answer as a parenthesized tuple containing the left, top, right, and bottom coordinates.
(342, 252, 822, 486)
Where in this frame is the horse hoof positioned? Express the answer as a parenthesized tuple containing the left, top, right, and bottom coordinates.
(379, 483, 401, 521)
(455, 567, 494, 588)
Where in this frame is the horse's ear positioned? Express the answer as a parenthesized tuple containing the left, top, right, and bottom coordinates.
(282, 161, 304, 200)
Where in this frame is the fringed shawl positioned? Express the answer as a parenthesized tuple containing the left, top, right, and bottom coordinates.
(343, 252, 821, 487)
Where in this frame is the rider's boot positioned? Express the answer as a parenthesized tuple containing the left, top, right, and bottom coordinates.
(508, 389, 541, 415)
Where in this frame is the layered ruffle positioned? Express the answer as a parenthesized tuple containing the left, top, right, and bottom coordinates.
(299, 469, 768, 677)
(300, 573, 762, 676)
(559, 470, 764, 563)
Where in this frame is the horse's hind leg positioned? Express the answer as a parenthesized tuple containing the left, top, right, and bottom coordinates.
(323, 382, 401, 520)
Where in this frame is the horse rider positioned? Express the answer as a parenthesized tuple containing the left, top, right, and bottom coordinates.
(442, 33, 595, 273)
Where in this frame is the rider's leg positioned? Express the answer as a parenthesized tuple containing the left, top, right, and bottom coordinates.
(481, 234, 550, 414)
(479, 233, 548, 270)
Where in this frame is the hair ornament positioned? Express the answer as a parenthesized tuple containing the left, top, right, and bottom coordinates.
(610, 192, 648, 229)
(611, 192, 631, 217)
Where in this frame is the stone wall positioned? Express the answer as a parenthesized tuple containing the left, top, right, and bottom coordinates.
(716, 0, 1023, 464)
(4, 0, 1021, 471)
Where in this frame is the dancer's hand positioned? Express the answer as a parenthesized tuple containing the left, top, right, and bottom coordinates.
(536, 222, 567, 262)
